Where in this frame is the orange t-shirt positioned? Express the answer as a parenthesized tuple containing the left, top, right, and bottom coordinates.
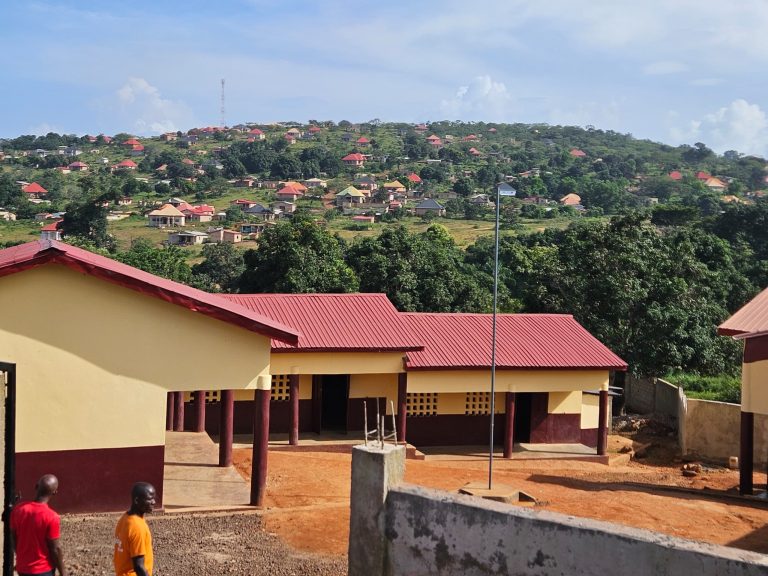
(114, 513, 153, 576)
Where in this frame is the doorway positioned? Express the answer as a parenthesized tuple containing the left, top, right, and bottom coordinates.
(319, 375, 349, 432)
(1, 362, 16, 576)
(513, 392, 533, 443)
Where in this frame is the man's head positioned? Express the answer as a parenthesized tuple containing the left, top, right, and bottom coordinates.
(130, 482, 156, 516)
(34, 474, 58, 501)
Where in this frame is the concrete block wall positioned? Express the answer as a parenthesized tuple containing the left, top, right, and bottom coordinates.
(625, 376, 681, 428)
(348, 444, 768, 576)
(681, 398, 768, 466)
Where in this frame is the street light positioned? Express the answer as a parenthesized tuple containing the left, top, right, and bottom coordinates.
(489, 182, 516, 490)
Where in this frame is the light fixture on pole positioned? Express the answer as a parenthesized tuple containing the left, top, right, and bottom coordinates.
(488, 182, 516, 490)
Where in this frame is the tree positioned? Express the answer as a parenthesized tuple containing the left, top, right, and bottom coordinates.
(238, 215, 359, 293)
(61, 196, 113, 249)
(347, 225, 496, 312)
(191, 243, 245, 292)
(116, 238, 191, 283)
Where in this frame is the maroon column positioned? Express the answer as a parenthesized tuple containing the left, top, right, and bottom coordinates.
(166, 392, 175, 431)
(597, 389, 609, 456)
(289, 375, 300, 446)
(396, 373, 407, 444)
(251, 388, 271, 506)
(740, 411, 754, 495)
(218, 390, 235, 467)
(194, 390, 206, 433)
(504, 392, 516, 458)
(173, 391, 185, 432)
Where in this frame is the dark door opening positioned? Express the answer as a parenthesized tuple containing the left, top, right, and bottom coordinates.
(320, 375, 349, 432)
(514, 392, 533, 443)
(1, 362, 16, 576)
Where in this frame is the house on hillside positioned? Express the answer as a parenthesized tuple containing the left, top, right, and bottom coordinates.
(336, 186, 366, 206)
(414, 198, 445, 217)
(68, 161, 89, 172)
(113, 160, 138, 171)
(22, 182, 48, 200)
(354, 175, 377, 191)
(167, 230, 208, 245)
(0, 209, 17, 221)
(668, 170, 683, 181)
(383, 180, 406, 194)
(342, 153, 366, 167)
(704, 177, 728, 191)
(570, 149, 587, 158)
(207, 228, 242, 244)
(559, 193, 582, 206)
(244, 203, 276, 221)
(182, 204, 215, 223)
(40, 220, 63, 241)
(276, 185, 303, 202)
(272, 200, 296, 215)
(148, 204, 186, 227)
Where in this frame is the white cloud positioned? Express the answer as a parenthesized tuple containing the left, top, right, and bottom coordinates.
(669, 99, 768, 156)
(27, 122, 65, 136)
(114, 77, 196, 135)
(643, 61, 687, 75)
(439, 76, 513, 121)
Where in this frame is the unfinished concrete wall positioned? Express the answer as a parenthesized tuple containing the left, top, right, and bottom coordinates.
(385, 485, 768, 576)
(348, 444, 768, 576)
(680, 398, 768, 465)
(624, 376, 680, 428)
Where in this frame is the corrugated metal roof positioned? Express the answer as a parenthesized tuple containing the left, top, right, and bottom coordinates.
(402, 313, 627, 371)
(0, 240, 298, 344)
(222, 293, 423, 352)
(719, 286, 768, 338)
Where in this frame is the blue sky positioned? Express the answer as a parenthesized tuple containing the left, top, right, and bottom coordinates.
(3, 1, 768, 156)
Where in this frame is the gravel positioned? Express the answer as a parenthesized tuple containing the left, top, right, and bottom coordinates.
(61, 510, 347, 575)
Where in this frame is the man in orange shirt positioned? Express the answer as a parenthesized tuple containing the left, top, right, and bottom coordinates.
(113, 482, 156, 576)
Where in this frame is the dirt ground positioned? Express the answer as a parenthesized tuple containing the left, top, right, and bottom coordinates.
(234, 430, 768, 559)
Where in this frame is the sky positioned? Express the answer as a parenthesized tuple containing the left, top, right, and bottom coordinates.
(2, 1, 768, 157)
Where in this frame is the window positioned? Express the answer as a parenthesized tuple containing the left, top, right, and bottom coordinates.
(205, 390, 221, 403)
(465, 392, 491, 415)
(407, 392, 438, 416)
(271, 374, 290, 402)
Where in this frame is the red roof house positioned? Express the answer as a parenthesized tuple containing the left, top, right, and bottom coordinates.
(668, 171, 683, 181)
(342, 153, 366, 167)
(570, 149, 587, 158)
(407, 173, 422, 184)
(22, 182, 48, 197)
(114, 160, 138, 170)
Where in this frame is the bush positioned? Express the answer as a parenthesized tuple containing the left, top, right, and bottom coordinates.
(665, 373, 741, 404)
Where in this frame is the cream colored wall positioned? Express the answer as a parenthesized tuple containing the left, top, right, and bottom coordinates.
(742, 360, 768, 415)
(549, 391, 582, 414)
(0, 265, 274, 452)
(350, 374, 398, 414)
(270, 352, 404, 375)
(581, 393, 600, 429)
(406, 370, 609, 394)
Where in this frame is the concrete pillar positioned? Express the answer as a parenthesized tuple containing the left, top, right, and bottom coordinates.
(289, 375, 299, 446)
(250, 387, 271, 506)
(173, 391, 185, 432)
(504, 392, 516, 458)
(194, 390, 206, 433)
(597, 389, 609, 456)
(166, 392, 175, 431)
(348, 444, 405, 576)
(396, 373, 407, 444)
(740, 411, 754, 495)
(218, 390, 234, 467)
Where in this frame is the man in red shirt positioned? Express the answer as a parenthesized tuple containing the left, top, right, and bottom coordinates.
(10, 474, 67, 576)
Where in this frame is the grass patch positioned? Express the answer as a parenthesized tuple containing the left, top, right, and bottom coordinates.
(665, 373, 741, 404)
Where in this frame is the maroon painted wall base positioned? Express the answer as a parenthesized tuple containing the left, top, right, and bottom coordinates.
(15, 445, 165, 513)
(406, 414, 505, 446)
(581, 428, 598, 448)
(530, 413, 582, 444)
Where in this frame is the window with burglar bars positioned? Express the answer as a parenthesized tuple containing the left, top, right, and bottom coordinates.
(407, 392, 438, 416)
(271, 374, 290, 401)
(465, 392, 491, 415)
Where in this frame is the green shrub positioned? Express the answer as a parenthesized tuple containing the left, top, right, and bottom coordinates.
(665, 373, 741, 404)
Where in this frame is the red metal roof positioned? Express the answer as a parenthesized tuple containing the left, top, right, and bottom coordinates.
(0, 240, 298, 344)
(41, 220, 62, 232)
(407, 173, 422, 183)
(401, 313, 627, 371)
(222, 293, 423, 352)
(22, 182, 48, 194)
(719, 286, 768, 338)
(116, 160, 137, 168)
(342, 153, 365, 161)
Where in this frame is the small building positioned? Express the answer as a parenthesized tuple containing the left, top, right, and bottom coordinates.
(148, 204, 186, 227)
(559, 193, 582, 206)
(113, 160, 138, 171)
(182, 205, 215, 223)
(414, 198, 445, 217)
(353, 175, 377, 191)
(0, 209, 17, 221)
(167, 230, 208, 245)
(383, 180, 406, 194)
(207, 228, 242, 244)
(68, 161, 89, 172)
(351, 215, 375, 224)
(336, 186, 366, 206)
(40, 220, 63, 241)
(276, 185, 304, 202)
(272, 201, 296, 214)
(570, 149, 587, 158)
(22, 182, 48, 199)
(704, 177, 728, 191)
(342, 153, 366, 167)
(248, 128, 265, 140)
(303, 178, 327, 189)
(406, 173, 422, 185)
(244, 203, 276, 221)
(668, 170, 683, 181)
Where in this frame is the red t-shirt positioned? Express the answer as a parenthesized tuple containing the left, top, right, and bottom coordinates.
(10, 501, 61, 574)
